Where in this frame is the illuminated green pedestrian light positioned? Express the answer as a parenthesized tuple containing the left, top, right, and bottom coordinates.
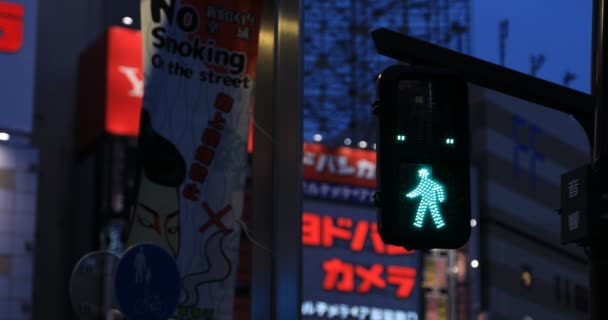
(445, 138, 455, 145)
(405, 168, 446, 229)
(396, 135, 407, 142)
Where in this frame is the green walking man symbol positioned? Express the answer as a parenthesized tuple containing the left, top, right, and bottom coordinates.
(406, 168, 446, 229)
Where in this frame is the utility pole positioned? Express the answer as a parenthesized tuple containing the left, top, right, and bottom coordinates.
(589, 0, 608, 318)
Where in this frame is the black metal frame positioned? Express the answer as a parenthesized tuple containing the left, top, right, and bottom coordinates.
(372, 21, 608, 319)
(371, 28, 595, 144)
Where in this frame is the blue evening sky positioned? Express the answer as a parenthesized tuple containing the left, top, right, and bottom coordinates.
(472, 0, 592, 93)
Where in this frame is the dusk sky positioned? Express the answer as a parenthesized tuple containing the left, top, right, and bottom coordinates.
(472, 0, 592, 94)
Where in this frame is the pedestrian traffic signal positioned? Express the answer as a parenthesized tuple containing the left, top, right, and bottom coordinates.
(373, 65, 471, 249)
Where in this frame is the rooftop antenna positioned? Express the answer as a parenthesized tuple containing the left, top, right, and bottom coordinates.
(499, 19, 509, 66)
(563, 71, 577, 87)
(530, 54, 546, 76)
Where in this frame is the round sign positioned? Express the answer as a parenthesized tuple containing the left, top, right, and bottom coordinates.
(114, 243, 181, 320)
(69, 251, 120, 319)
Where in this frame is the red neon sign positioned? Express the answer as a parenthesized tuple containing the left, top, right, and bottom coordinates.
(303, 143, 377, 189)
(302, 212, 414, 255)
(303, 212, 417, 300)
(105, 27, 143, 136)
(0, 2, 24, 53)
(322, 259, 417, 299)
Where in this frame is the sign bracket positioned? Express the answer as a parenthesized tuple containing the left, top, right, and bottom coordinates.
(371, 28, 595, 145)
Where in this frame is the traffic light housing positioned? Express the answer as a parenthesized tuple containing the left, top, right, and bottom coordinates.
(374, 65, 471, 249)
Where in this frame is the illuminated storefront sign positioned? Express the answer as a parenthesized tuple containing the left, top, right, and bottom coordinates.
(104, 27, 143, 137)
(302, 181, 375, 205)
(301, 300, 419, 320)
(302, 202, 421, 319)
(76, 27, 143, 152)
(0, 2, 24, 53)
(303, 143, 377, 205)
(303, 143, 376, 188)
(0, 0, 37, 133)
(302, 143, 420, 320)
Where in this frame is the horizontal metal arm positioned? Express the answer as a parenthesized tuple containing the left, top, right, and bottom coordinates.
(371, 28, 595, 142)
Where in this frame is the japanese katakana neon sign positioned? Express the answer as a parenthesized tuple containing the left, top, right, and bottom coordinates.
(302, 212, 417, 300)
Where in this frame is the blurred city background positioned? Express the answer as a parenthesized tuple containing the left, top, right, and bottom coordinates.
(0, 0, 593, 319)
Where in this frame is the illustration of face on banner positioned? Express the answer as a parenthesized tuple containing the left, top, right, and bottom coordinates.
(127, 110, 185, 257)
(131, 1, 262, 319)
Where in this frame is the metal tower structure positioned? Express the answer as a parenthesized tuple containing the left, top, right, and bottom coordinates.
(303, 0, 471, 147)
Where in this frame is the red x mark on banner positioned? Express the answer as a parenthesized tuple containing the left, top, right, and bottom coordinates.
(199, 202, 233, 235)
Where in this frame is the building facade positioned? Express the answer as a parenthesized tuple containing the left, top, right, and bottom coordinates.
(2, 0, 593, 318)
(0, 0, 39, 319)
(470, 85, 590, 320)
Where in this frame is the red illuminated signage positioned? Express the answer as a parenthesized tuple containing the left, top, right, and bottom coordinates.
(0, 2, 24, 53)
(77, 26, 145, 151)
(105, 27, 143, 136)
(303, 213, 413, 255)
(322, 259, 416, 298)
(303, 212, 417, 300)
(303, 143, 376, 189)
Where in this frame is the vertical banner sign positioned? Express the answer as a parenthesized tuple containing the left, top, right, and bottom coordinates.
(134, 1, 261, 319)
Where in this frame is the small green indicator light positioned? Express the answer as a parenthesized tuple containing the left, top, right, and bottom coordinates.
(396, 135, 407, 142)
(445, 138, 455, 145)
(405, 168, 446, 229)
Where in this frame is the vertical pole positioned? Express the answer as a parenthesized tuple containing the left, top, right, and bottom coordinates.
(593, 0, 606, 164)
(251, 0, 276, 318)
(251, 0, 302, 319)
(590, 1, 608, 319)
(447, 250, 457, 320)
(274, 0, 303, 318)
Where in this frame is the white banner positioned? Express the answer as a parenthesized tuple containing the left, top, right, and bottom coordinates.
(130, 1, 262, 319)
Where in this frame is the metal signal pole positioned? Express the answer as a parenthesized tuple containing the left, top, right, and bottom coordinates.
(590, 0, 608, 319)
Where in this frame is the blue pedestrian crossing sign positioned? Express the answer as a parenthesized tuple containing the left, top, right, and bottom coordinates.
(115, 243, 181, 320)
